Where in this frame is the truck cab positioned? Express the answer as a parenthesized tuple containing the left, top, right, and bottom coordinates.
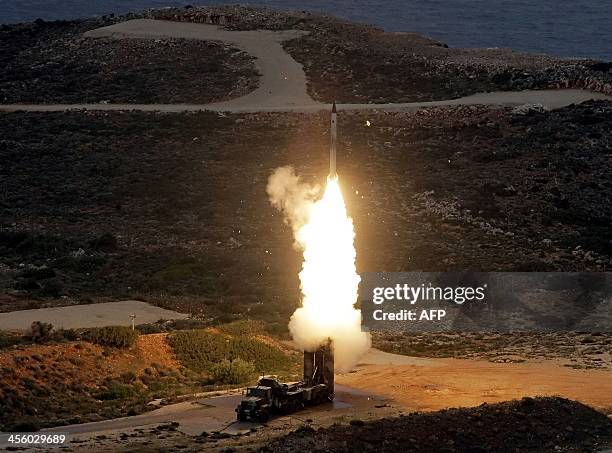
(236, 385, 272, 422)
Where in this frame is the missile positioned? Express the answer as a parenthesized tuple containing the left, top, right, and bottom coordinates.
(329, 102, 337, 179)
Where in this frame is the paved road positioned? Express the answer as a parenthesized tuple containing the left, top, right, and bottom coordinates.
(0, 19, 609, 113)
(0, 384, 377, 443)
(0, 89, 609, 113)
(0, 300, 188, 331)
(85, 19, 315, 109)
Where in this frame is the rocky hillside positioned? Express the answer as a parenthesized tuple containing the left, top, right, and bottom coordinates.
(4, 6, 610, 105)
(0, 333, 192, 431)
(0, 321, 296, 431)
(0, 19, 258, 104)
(152, 5, 612, 102)
(1, 102, 610, 316)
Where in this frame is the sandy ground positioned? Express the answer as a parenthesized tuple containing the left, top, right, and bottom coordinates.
(0, 18, 609, 113)
(338, 349, 612, 414)
(0, 300, 188, 330)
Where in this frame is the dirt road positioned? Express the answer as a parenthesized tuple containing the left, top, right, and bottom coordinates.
(1, 348, 610, 450)
(36, 349, 612, 437)
(0, 89, 609, 113)
(85, 19, 314, 109)
(0, 19, 609, 113)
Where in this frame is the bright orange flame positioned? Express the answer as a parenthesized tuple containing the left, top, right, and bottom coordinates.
(289, 176, 370, 372)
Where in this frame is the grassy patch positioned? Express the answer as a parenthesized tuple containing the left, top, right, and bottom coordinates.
(207, 358, 256, 384)
(217, 319, 267, 337)
(168, 329, 291, 374)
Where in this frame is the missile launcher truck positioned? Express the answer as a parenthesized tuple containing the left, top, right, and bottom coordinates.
(235, 342, 334, 422)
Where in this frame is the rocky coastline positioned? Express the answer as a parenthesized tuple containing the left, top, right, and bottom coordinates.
(152, 5, 612, 102)
(2, 5, 611, 104)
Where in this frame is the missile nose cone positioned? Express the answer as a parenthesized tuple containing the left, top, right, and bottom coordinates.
(332, 101, 337, 113)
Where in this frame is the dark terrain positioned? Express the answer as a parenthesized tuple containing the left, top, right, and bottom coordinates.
(264, 397, 612, 453)
(0, 101, 610, 321)
(3, 6, 612, 105)
(0, 19, 258, 103)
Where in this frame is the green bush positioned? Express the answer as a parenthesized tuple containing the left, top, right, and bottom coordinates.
(98, 381, 136, 400)
(168, 329, 290, 374)
(84, 326, 138, 348)
(135, 318, 208, 334)
(135, 323, 164, 334)
(208, 358, 255, 384)
(217, 320, 266, 337)
(57, 328, 78, 341)
(0, 331, 23, 349)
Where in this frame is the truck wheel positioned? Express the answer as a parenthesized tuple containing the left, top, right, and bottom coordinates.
(259, 411, 269, 423)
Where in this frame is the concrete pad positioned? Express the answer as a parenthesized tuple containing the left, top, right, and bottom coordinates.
(0, 300, 188, 331)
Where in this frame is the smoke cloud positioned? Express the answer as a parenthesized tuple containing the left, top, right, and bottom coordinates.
(267, 166, 371, 372)
(266, 166, 320, 237)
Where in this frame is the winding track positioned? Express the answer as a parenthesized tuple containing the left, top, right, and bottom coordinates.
(0, 19, 610, 113)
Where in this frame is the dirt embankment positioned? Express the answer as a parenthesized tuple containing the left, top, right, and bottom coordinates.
(0, 333, 189, 431)
(0, 321, 297, 432)
(265, 397, 612, 452)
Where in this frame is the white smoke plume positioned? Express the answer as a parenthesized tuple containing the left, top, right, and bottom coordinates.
(267, 166, 371, 372)
(266, 166, 320, 239)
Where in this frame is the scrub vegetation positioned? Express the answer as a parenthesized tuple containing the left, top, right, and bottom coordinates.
(0, 19, 259, 104)
(168, 328, 295, 375)
(1, 103, 609, 322)
(0, 321, 297, 431)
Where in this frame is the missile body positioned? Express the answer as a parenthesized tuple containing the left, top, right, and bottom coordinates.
(330, 102, 337, 178)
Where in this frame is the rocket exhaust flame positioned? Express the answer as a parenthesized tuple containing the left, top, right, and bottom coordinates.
(266, 105, 370, 373)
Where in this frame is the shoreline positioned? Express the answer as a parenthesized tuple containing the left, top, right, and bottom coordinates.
(2, 9, 612, 107)
(2, 4, 612, 61)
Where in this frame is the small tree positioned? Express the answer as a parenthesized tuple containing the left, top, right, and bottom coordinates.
(208, 358, 255, 385)
(85, 326, 138, 348)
